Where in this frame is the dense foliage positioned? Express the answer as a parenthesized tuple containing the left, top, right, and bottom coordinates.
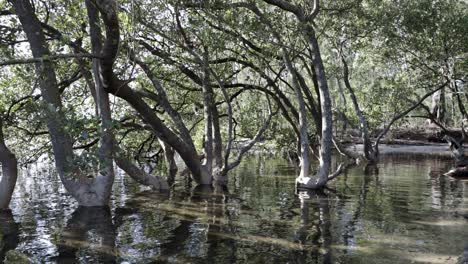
(0, 0, 467, 206)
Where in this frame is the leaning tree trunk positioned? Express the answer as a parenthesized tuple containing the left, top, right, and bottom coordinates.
(341, 54, 376, 162)
(11, 0, 116, 206)
(0, 120, 18, 210)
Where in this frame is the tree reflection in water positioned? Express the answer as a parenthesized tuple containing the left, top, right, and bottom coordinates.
(56, 206, 116, 263)
(294, 190, 333, 264)
(0, 210, 19, 263)
(3, 155, 468, 263)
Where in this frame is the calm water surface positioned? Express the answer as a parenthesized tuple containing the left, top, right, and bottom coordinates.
(1, 153, 467, 263)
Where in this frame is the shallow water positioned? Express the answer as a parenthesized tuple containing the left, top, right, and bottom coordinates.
(1, 153, 467, 263)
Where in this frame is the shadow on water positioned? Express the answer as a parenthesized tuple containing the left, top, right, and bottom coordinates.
(0, 210, 19, 264)
(55, 207, 116, 263)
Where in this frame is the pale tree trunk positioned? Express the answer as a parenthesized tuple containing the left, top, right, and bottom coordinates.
(431, 88, 446, 125)
(282, 53, 311, 179)
(244, 3, 311, 179)
(201, 52, 214, 182)
(11, 0, 117, 206)
(158, 139, 178, 186)
(212, 106, 224, 169)
(246, 0, 338, 188)
(295, 24, 335, 188)
(0, 120, 18, 210)
(341, 53, 376, 162)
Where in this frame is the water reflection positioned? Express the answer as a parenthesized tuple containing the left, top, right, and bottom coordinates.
(0, 210, 19, 263)
(294, 190, 333, 264)
(3, 153, 468, 263)
(56, 207, 116, 263)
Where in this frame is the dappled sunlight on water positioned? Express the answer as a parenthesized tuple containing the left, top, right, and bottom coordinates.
(1, 153, 467, 263)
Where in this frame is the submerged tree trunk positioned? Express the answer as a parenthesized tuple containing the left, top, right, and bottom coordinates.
(281, 46, 311, 179)
(238, 1, 338, 188)
(0, 120, 18, 210)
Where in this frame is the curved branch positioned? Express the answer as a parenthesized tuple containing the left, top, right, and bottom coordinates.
(375, 81, 449, 149)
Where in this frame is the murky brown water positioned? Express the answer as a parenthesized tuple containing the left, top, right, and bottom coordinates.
(1, 152, 467, 263)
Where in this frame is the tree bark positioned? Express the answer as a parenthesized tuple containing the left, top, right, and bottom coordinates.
(0, 120, 18, 210)
(158, 139, 178, 186)
(85, 0, 116, 206)
(107, 76, 211, 184)
(11, 0, 117, 206)
(201, 53, 214, 178)
(341, 54, 376, 162)
(296, 24, 334, 188)
(114, 151, 169, 190)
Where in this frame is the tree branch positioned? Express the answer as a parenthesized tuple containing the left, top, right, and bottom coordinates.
(0, 53, 103, 66)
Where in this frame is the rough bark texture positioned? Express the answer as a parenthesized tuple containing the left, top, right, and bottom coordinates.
(0, 120, 18, 210)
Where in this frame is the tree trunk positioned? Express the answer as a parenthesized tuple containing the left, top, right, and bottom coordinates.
(212, 106, 224, 169)
(201, 53, 214, 179)
(296, 25, 334, 188)
(114, 153, 169, 190)
(158, 139, 178, 186)
(431, 88, 446, 125)
(108, 76, 211, 184)
(341, 54, 376, 162)
(12, 0, 116, 206)
(274, 35, 310, 179)
(0, 120, 18, 210)
(85, 0, 116, 206)
(0, 210, 19, 261)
